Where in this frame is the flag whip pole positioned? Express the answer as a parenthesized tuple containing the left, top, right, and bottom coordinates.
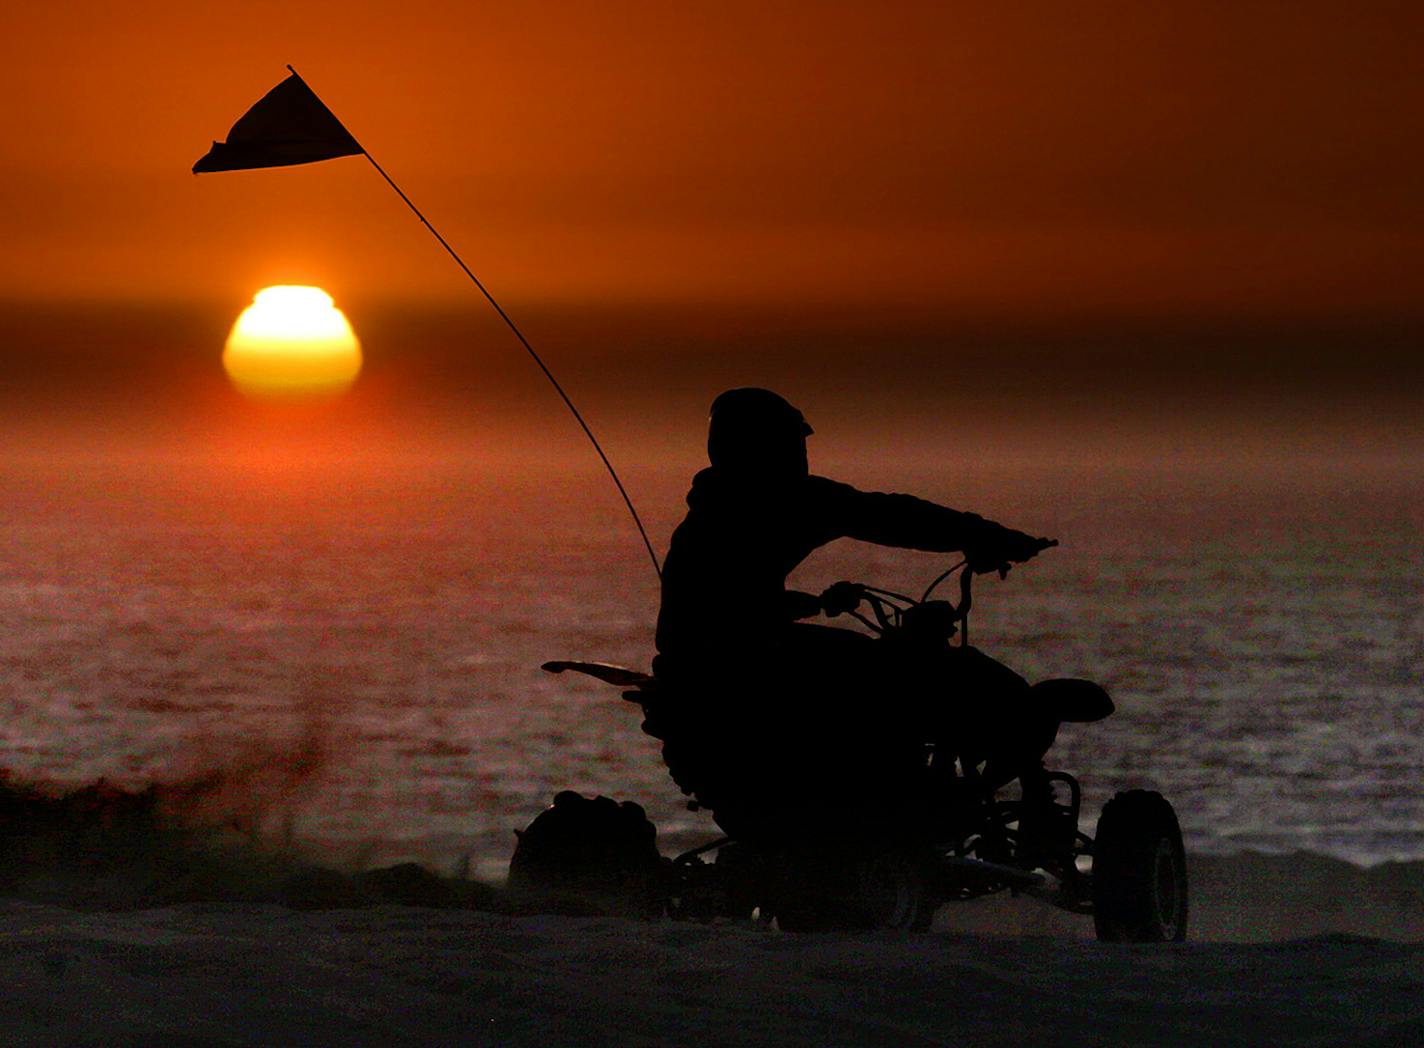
(286, 66, 662, 580)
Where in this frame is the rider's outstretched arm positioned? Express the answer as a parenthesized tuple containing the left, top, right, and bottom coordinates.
(810, 477, 1045, 563)
(781, 589, 823, 620)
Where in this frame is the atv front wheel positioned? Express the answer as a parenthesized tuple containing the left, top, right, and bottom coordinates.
(1091, 790, 1188, 942)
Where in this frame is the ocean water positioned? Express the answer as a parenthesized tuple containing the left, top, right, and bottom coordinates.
(1, 456, 1419, 879)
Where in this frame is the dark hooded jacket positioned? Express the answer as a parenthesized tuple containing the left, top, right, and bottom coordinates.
(655, 467, 999, 661)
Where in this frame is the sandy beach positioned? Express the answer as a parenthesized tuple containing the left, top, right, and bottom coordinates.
(1, 852, 1419, 1047)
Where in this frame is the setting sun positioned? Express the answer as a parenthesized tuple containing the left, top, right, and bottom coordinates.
(222, 286, 362, 398)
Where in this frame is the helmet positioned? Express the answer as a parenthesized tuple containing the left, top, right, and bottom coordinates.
(706, 387, 812, 475)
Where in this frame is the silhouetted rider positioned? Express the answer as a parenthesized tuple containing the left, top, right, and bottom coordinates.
(656, 387, 1049, 662)
(652, 389, 1054, 829)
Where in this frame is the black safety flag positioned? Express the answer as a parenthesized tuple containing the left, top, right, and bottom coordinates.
(193, 72, 362, 174)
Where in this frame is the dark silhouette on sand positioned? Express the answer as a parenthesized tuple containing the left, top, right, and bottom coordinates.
(532, 389, 1184, 936)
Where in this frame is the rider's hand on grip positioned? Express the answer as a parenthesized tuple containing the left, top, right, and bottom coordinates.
(969, 531, 1057, 577)
(819, 581, 864, 617)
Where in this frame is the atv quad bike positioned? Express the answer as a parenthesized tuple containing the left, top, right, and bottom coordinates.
(514, 555, 1187, 941)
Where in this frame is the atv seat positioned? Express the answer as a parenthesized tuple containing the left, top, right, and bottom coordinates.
(1030, 678, 1114, 723)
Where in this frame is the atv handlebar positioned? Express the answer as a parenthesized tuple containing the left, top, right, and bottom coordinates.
(965, 535, 1059, 582)
(819, 536, 1056, 646)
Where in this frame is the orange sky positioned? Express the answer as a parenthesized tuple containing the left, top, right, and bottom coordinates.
(4, 1, 1423, 321)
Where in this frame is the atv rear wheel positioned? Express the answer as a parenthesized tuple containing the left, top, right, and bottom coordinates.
(1091, 790, 1188, 942)
(508, 792, 666, 918)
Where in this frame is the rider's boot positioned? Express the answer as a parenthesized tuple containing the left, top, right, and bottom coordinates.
(1014, 764, 1075, 869)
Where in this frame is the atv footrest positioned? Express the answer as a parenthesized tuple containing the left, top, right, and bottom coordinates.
(937, 855, 1046, 892)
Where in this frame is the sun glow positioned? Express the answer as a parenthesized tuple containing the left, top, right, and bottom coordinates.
(223, 286, 362, 398)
